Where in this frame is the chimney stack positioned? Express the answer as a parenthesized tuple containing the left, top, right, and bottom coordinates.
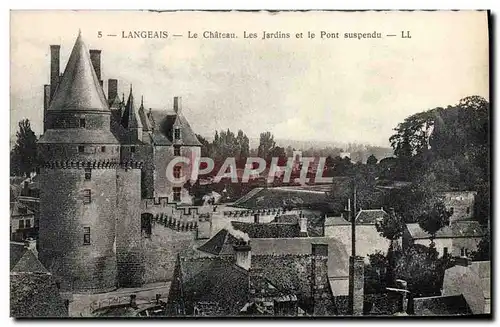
(299, 214, 308, 234)
(233, 241, 251, 270)
(174, 96, 182, 114)
(311, 243, 329, 316)
(89, 49, 102, 86)
(108, 79, 118, 102)
(348, 256, 364, 316)
(43, 84, 50, 131)
(24, 238, 38, 258)
(49, 45, 61, 102)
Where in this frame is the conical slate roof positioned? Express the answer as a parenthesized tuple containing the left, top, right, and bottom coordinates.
(121, 86, 142, 129)
(47, 31, 109, 112)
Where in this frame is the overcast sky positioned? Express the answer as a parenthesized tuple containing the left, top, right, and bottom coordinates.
(10, 10, 488, 146)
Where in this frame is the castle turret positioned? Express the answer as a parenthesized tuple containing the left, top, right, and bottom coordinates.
(121, 86, 143, 142)
(38, 31, 120, 293)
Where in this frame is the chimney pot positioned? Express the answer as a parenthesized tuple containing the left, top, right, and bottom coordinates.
(300, 216, 308, 233)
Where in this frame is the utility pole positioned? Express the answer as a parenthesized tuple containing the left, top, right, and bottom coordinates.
(352, 182, 357, 258)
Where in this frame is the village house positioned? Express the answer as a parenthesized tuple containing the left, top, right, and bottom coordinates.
(438, 191, 477, 221)
(323, 209, 392, 261)
(402, 221, 484, 258)
(10, 202, 36, 242)
(166, 241, 337, 316)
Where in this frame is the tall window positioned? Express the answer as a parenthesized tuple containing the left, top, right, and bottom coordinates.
(174, 145, 181, 156)
(466, 206, 470, 214)
(79, 118, 86, 128)
(101, 146, 106, 153)
(174, 166, 182, 179)
(83, 227, 91, 245)
(173, 187, 181, 202)
(19, 220, 24, 229)
(174, 127, 181, 140)
(83, 189, 92, 204)
(84, 168, 92, 180)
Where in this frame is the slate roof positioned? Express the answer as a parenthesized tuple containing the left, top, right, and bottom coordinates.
(47, 32, 108, 113)
(38, 128, 119, 144)
(121, 87, 142, 129)
(10, 243, 68, 317)
(324, 216, 349, 226)
(198, 232, 350, 279)
(230, 221, 301, 239)
(413, 294, 472, 316)
(10, 202, 35, 217)
(172, 252, 335, 316)
(148, 109, 202, 146)
(355, 209, 387, 224)
(406, 221, 484, 240)
(443, 261, 491, 315)
(232, 186, 328, 210)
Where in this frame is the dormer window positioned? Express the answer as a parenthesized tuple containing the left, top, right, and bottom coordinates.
(174, 127, 181, 140)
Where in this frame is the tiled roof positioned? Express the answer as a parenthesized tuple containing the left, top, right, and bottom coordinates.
(232, 186, 328, 210)
(10, 273, 68, 317)
(413, 294, 472, 316)
(355, 209, 387, 224)
(406, 221, 484, 240)
(230, 221, 301, 239)
(10, 243, 47, 273)
(47, 32, 108, 113)
(178, 257, 250, 316)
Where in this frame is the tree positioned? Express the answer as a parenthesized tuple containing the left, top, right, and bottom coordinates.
(395, 244, 451, 297)
(236, 130, 250, 162)
(10, 119, 38, 177)
(375, 208, 404, 286)
(366, 154, 378, 166)
(471, 229, 490, 261)
(417, 200, 452, 250)
(196, 134, 212, 158)
(257, 131, 275, 160)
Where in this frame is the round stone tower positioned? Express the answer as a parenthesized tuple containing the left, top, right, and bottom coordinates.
(38, 32, 120, 293)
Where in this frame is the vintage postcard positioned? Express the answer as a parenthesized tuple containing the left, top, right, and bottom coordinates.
(9, 10, 490, 318)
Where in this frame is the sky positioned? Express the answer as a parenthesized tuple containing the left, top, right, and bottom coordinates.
(10, 10, 489, 147)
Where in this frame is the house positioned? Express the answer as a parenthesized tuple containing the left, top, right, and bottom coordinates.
(10, 202, 36, 241)
(403, 221, 484, 257)
(196, 224, 350, 297)
(438, 191, 477, 221)
(10, 241, 68, 317)
(442, 259, 490, 314)
(323, 212, 391, 261)
(166, 241, 337, 316)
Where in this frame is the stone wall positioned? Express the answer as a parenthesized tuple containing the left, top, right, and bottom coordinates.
(38, 167, 118, 293)
(116, 168, 144, 287)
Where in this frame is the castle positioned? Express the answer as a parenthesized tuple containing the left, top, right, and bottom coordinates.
(37, 31, 202, 293)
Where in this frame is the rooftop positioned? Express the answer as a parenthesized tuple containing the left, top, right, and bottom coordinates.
(406, 221, 484, 240)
